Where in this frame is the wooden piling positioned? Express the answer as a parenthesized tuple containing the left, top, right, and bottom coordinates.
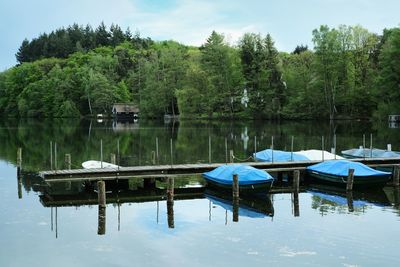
(254, 136, 257, 162)
(370, 133, 373, 157)
(291, 136, 294, 161)
(208, 136, 212, 164)
(225, 138, 228, 164)
(117, 139, 120, 170)
(293, 170, 300, 192)
(271, 136, 274, 163)
(346, 168, 355, 191)
(100, 139, 103, 168)
(321, 136, 324, 161)
(97, 180, 106, 208)
(64, 154, 71, 170)
(54, 142, 57, 170)
(110, 153, 116, 165)
(230, 150, 234, 163)
(167, 177, 174, 228)
(17, 174, 22, 199)
(393, 165, 400, 187)
(97, 206, 106, 235)
(50, 141, 53, 170)
(155, 137, 159, 164)
(170, 139, 173, 166)
(232, 174, 239, 199)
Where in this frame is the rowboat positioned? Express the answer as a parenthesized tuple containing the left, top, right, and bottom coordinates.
(306, 160, 391, 187)
(202, 164, 274, 192)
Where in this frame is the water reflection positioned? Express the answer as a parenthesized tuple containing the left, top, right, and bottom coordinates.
(309, 184, 392, 215)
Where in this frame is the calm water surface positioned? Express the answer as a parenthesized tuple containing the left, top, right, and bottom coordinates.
(0, 119, 399, 266)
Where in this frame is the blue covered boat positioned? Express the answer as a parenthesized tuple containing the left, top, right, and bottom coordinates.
(307, 160, 391, 187)
(341, 148, 400, 158)
(254, 149, 309, 162)
(202, 164, 274, 192)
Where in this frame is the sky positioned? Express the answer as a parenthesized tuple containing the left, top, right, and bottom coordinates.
(0, 0, 399, 70)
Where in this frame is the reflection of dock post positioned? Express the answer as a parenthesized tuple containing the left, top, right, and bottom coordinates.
(393, 165, 400, 187)
(346, 169, 354, 191)
(232, 174, 239, 222)
(64, 154, 71, 170)
(98, 206, 106, 235)
(346, 191, 354, 212)
(17, 148, 22, 199)
(167, 177, 174, 228)
(293, 170, 300, 192)
(293, 191, 300, 217)
(98, 180, 106, 208)
(394, 187, 400, 207)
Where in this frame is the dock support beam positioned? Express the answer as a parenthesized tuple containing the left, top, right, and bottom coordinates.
(346, 169, 355, 191)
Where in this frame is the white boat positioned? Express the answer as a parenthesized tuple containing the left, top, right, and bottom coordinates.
(82, 160, 119, 169)
(296, 150, 344, 161)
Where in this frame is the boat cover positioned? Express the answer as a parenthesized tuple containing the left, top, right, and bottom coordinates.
(341, 148, 400, 158)
(254, 149, 309, 162)
(202, 164, 273, 186)
(307, 160, 391, 177)
(82, 160, 119, 169)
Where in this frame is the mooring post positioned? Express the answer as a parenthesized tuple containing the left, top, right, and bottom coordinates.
(321, 136, 324, 161)
(100, 139, 103, 168)
(50, 141, 53, 170)
(291, 136, 294, 161)
(370, 133, 373, 157)
(232, 174, 239, 222)
(98, 206, 106, 235)
(110, 153, 116, 165)
(208, 135, 212, 164)
(167, 177, 174, 228)
(170, 138, 173, 166)
(254, 136, 257, 162)
(97, 180, 106, 208)
(54, 142, 57, 171)
(293, 170, 300, 192)
(117, 139, 120, 170)
(346, 168, 355, 191)
(155, 137, 159, 164)
(347, 191, 354, 212)
(387, 144, 392, 151)
(64, 154, 71, 170)
(334, 134, 337, 159)
(293, 191, 300, 217)
(363, 134, 366, 159)
(393, 165, 400, 187)
(271, 136, 274, 163)
(225, 138, 228, 164)
(230, 150, 234, 163)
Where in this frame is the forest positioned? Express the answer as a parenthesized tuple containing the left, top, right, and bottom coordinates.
(0, 22, 399, 120)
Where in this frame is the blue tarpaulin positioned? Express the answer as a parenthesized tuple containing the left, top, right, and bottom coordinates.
(202, 164, 273, 186)
(254, 149, 309, 162)
(342, 148, 400, 158)
(307, 160, 391, 177)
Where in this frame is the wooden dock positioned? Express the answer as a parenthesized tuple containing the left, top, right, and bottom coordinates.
(38, 157, 400, 182)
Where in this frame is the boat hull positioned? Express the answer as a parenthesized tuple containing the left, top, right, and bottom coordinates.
(307, 171, 390, 188)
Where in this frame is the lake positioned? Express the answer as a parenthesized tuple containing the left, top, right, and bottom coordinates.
(0, 118, 399, 266)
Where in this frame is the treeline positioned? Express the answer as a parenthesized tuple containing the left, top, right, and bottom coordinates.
(0, 23, 399, 120)
(16, 22, 153, 63)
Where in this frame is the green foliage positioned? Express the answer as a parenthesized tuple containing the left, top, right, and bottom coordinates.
(1, 23, 399, 120)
